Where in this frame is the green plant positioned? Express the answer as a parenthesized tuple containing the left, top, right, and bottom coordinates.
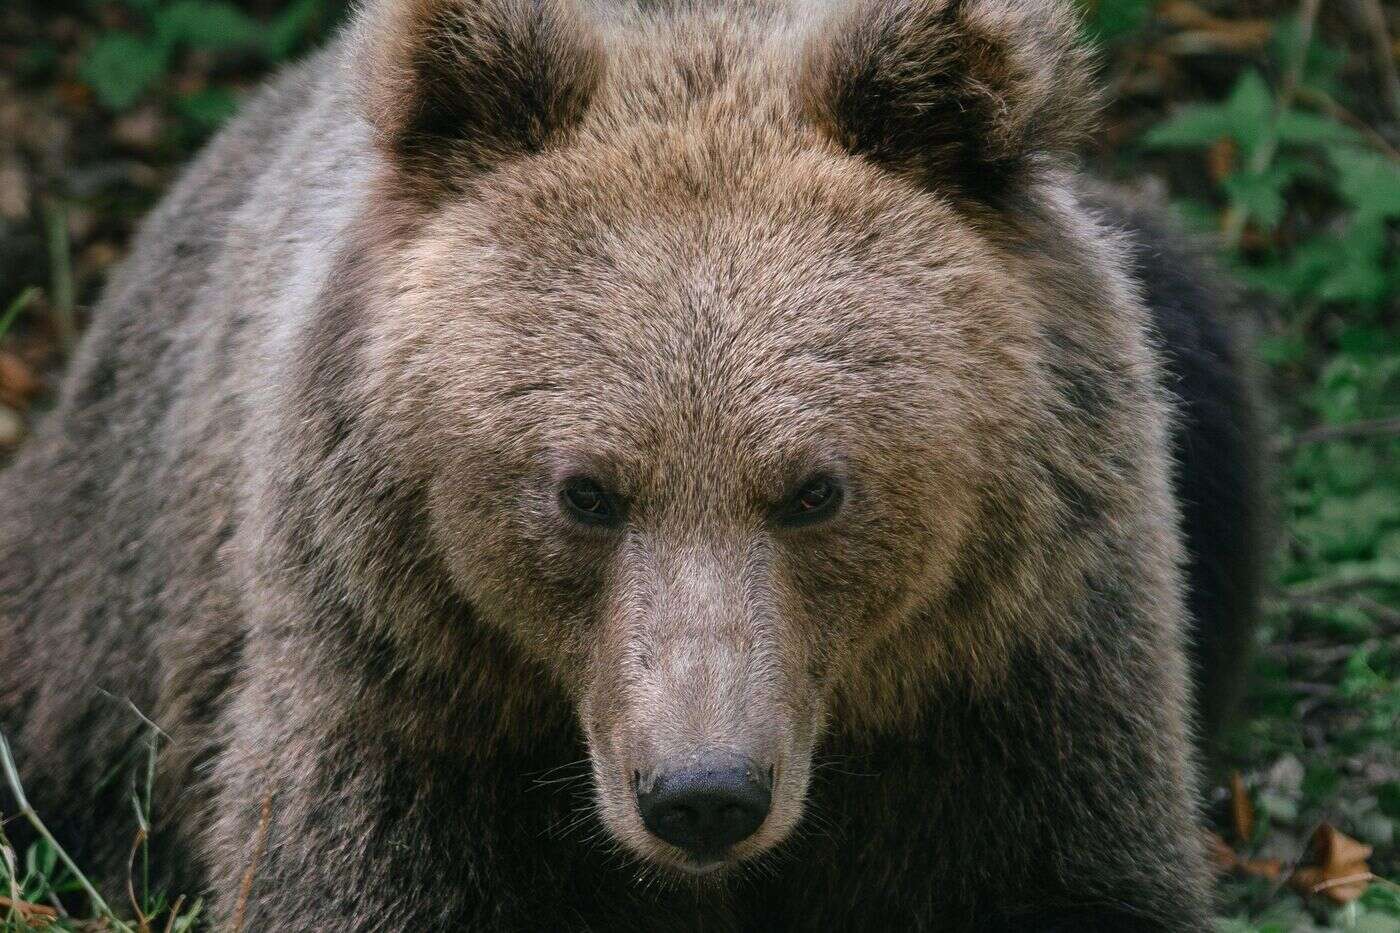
(0, 729, 203, 932)
(1079, 1, 1400, 929)
(79, 0, 335, 113)
(1081, 0, 1154, 45)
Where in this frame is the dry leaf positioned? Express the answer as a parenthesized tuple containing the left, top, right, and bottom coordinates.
(1239, 857, 1283, 880)
(0, 161, 28, 221)
(1207, 138, 1238, 184)
(55, 81, 91, 110)
(1288, 823, 1374, 904)
(1205, 830, 1237, 874)
(0, 405, 24, 447)
(1229, 770, 1254, 844)
(1153, 3, 1272, 52)
(112, 107, 164, 153)
(0, 352, 41, 401)
(1203, 830, 1283, 880)
(0, 894, 58, 927)
(1163, 23, 1273, 55)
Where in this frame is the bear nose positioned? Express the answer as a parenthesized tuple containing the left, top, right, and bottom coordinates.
(635, 754, 772, 861)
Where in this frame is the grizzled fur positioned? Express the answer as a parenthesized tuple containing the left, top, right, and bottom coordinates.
(0, 0, 1260, 928)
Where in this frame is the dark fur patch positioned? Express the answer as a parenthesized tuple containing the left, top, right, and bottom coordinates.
(1091, 190, 1265, 757)
(798, 0, 1099, 204)
(364, 0, 605, 197)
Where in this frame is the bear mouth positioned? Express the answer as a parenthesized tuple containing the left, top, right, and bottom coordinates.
(672, 858, 727, 877)
(640, 831, 779, 880)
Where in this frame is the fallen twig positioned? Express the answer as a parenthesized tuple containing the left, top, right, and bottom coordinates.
(1294, 87, 1400, 160)
(1286, 574, 1400, 599)
(1260, 639, 1372, 663)
(162, 895, 186, 933)
(127, 828, 150, 933)
(40, 197, 76, 352)
(0, 287, 38, 341)
(1279, 416, 1400, 451)
(231, 792, 274, 933)
(0, 894, 58, 921)
(1342, 0, 1400, 125)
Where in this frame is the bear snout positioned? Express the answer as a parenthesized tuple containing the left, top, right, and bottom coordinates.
(634, 752, 773, 863)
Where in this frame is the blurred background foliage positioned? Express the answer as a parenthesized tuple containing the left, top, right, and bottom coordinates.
(0, 0, 1396, 929)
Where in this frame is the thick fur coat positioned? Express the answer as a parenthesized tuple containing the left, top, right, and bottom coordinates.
(0, 0, 1259, 928)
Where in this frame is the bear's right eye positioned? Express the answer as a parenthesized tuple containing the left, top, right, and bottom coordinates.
(560, 477, 622, 528)
(775, 474, 845, 528)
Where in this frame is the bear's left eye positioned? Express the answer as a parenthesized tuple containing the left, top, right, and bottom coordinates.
(777, 475, 844, 528)
(560, 477, 622, 528)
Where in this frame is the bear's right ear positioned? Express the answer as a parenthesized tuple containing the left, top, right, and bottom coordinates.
(361, 0, 605, 198)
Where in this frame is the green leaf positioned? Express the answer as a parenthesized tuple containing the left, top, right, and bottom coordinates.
(1379, 531, 1400, 563)
(1316, 263, 1389, 305)
(1329, 146, 1400, 218)
(0, 287, 38, 339)
(155, 0, 263, 52)
(1272, 15, 1347, 97)
(1278, 218, 1393, 306)
(1224, 70, 1275, 153)
(262, 0, 324, 60)
(79, 32, 169, 110)
(1340, 646, 1388, 698)
(1354, 916, 1400, 933)
(1168, 198, 1219, 234)
(1141, 104, 1233, 149)
(1320, 442, 1377, 493)
(1082, 0, 1152, 45)
(170, 900, 206, 932)
(1316, 219, 1392, 304)
(1275, 109, 1360, 147)
(1257, 334, 1307, 366)
(1141, 71, 1278, 158)
(177, 87, 238, 130)
(1293, 492, 1400, 560)
(1220, 71, 1276, 160)
(1214, 919, 1260, 933)
(1257, 788, 1299, 821)
(1223, 170, 1287, 230)
(1335, 325, 1400, 356)
(1361, 883, 1400, 917)
(1301, 764, 1341, 802)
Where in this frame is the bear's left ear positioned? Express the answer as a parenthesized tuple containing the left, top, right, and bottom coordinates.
(798, 0, 1098, 205)
(361, 0, 605, 199)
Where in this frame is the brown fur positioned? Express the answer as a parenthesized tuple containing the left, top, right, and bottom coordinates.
(800, 0, 1099, 203)
(0, 0, 1254, 928)
(362, 0, 606, 198)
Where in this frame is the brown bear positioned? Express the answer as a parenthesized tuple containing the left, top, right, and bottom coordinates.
(0, 0, 1261, 928)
